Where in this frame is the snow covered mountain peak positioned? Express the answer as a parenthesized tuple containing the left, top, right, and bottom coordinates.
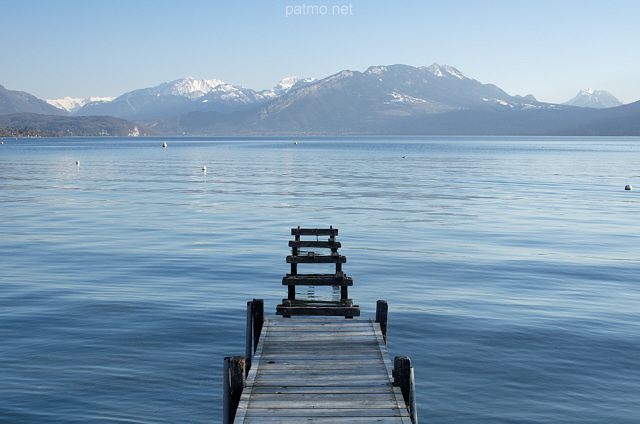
(257, 76, 316, 99)
(125, 76, 315, 102)
(275, 76, 301, 90)
(563, 88, 623, 108)
(151, 77, 227, 99)
(272, 76, 314, 93)
(46, 96, 115, 113)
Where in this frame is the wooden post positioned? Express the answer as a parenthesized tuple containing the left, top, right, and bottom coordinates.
(394, 356, 411, 406)
(340, 285, 348, 300)
(394, 356, 418, 424)
(223, 356, 246, 424)
(245, 301, 253, 372)
(290, 230, 299, 301)
(376, 300, 388, 343)
(282, 299, 291, 318)
(410, 367, 418, 424)
(252, 299, 264, 353)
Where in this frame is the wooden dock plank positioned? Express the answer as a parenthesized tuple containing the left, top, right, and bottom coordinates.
(242, 417, 409, 424)
(233, 317, 410, 424)
(243, 408, 409, 417)
(257, 363, 388, 372)
(291, 228, 338, 236)
(286, 255, 347, 264)
(249, 386, 396, 394)
(288, 240, 342, 248)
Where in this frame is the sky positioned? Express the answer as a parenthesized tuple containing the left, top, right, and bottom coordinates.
(2, 0, 639, 104)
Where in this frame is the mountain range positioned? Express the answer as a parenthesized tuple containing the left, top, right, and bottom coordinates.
(1, 64, 637, 136)
(70, 76, 316, 120)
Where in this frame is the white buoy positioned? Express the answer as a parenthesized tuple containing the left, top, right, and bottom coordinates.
(202, 166, 207, 173)
(76, 160, 80, 166)
(162, 142, 167, 148)
(625, 184, 632, 191)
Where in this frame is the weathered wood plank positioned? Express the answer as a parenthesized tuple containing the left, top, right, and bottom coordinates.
(257, 362, 388, 370)
(243, 408, 409, 418)
(288, 240, 341, 248)
(264, 331, 371, 338)
(265, 318, 366, 325)
(264, 323, 365, 330)
(256, 366, 387, 373)
(255, 374, 392, 383)
(282, 274, 353, 286)
(291, 228, 338, 236)
(275, 305, 360, 317)
(243, 400, 402, 408)
(242, 417, 411, 424)
(266, 328, 373, 333)
(286, 255, 347, 264)
(261, 335, 380, 341)
(249, 385, 397, 394)
(260, 349, 380, 357)
(261, 344, 381, 352)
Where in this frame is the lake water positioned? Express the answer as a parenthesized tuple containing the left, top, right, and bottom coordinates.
(1, 136, 639, 423)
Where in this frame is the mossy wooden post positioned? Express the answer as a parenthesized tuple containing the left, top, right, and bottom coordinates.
(376, 300, 388, 343)
(252, 299, 264, 353)
(223, 356, 246, 424)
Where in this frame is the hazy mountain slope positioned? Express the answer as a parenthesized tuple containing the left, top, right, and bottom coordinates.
(0, 85, 68, 116)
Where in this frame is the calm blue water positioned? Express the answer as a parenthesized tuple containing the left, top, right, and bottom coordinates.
(1, 136, 639, 423)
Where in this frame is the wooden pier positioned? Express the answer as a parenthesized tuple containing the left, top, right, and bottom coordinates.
(223, 228, 418, 423)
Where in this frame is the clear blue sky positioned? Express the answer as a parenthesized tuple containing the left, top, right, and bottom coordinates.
(2, 0, 638, 104)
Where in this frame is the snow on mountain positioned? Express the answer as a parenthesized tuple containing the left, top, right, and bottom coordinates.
(563, 88, 623, 108)
(265, 76, 316, 97)
(74, 75, 315, 119)
(127, 76, 315, 103)
(123, 76, 315, 103)
(367, 66, 388, 75)
(389, 92, 429, 104)
(46, 96, 115, 114)
(143, 77, 226, 99)
(423, 63, 468, 79)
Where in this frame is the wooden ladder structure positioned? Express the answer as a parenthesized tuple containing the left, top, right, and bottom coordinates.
(223, 228, 419, 424)
(276, 227, 360, 318)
